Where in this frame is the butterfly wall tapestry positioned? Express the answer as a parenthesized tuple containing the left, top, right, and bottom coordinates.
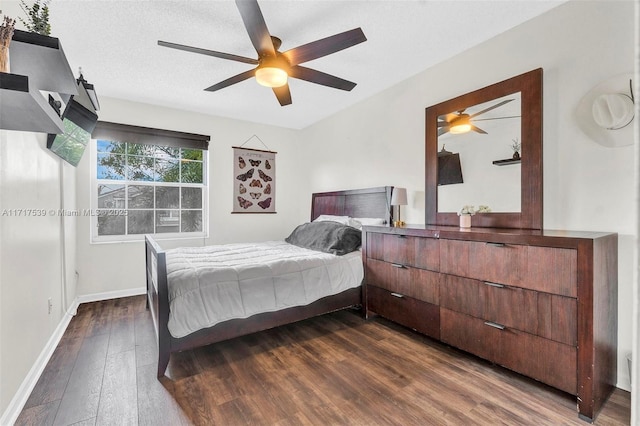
(232, 147, 276, 213)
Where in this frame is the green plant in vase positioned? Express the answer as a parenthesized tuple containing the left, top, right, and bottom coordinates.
(19, 0, 51, 36)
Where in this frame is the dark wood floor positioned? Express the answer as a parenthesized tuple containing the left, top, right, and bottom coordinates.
(16, 296, 630, 425)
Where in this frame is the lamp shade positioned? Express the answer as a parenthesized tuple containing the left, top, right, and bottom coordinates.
(390, 187, 408, 206)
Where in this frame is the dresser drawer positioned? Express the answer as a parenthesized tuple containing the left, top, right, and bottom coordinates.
(366, 259, 440, 304)
(367, 285, 440, 339)
(441, 308, 577, 394)
(526, 246, 577, 297)
(367, 233, 439, 271)
(440, 275, 577, 345)
(440, 239, 577, 297)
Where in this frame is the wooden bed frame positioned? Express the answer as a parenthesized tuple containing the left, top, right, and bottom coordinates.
(145, 186, 393, 378)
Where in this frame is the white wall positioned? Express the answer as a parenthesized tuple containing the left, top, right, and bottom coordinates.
(75, 97, 302, 297)
(631, 2, 640, 425)
(0, 0, 80, 417)
(0, 130, 76, 416)
(61, 162, 78, 310)
(298, 0, 637, 390)
(632, 7, 639, 418)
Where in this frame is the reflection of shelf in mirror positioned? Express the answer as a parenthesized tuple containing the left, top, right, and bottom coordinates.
(0, 73, 65, 134)
(492, 158, 522, 166)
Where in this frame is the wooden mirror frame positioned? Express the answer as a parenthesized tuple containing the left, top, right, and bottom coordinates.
(425, 68, 543, 230)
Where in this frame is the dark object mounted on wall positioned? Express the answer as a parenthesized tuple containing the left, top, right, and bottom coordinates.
(46, 99, 98, 166)
(47, 71, 99, 166)
(47, 94, 62, 116)
(75, 70, 100, 112)
(437, 146, 463, 185)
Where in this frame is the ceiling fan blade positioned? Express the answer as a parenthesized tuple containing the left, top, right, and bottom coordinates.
(158, 40, 258, 65)
(472, 115, 521, 122)
(204, 69, 256, 92)
(282, 28, 366, 66)
(437, 120, 449, 128)
(470, 125, 488, 134)
(235, 0, 276, 56)
(273, 84, 292, 106)
(289, 66, 356, 91)
(438, 127, 450, 137)
(469, 99, 514, 118)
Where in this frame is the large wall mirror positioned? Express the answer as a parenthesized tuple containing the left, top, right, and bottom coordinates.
(425, 68, 543, 229)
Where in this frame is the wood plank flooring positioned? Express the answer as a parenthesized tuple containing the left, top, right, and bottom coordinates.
(16, 296, 630, 425)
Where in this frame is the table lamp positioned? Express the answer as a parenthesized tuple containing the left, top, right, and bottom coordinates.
(390, 187, 407, 227)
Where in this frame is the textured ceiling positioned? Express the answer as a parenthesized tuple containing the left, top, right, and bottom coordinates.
(23, 1, 565, 129)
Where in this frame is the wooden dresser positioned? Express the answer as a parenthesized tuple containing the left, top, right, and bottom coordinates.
(362, 225, 618, 422)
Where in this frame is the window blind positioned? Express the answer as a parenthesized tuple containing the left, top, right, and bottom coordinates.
(92, 121, 210, 151)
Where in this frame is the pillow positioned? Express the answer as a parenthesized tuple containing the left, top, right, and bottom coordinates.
(349, 217, 386, 230)
(313, 214, 352, 225)
(285, 221, 362, 256)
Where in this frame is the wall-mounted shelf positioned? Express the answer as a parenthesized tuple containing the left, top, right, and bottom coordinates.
(10, 30, 77, 96)
(0, 73, 65, 133)
(492, 158, 522, 166)
(1, 30, 78, 134)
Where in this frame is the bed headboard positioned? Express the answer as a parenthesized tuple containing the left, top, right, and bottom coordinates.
(310, 186, 394, 224)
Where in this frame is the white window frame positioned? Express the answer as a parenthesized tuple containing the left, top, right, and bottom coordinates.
(89, 139, 209, 243)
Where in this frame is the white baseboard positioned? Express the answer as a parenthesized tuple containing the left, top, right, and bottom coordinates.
(0, 288, 145, 425)
(76, 287, 146, 304)
(618, 369, 632, 392)
(0, 300, 79, 426)
(618, 379, 631, 392)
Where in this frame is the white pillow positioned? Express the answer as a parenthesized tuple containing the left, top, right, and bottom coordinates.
(313, 215, 352, 225)
(349, 217, 386, 229)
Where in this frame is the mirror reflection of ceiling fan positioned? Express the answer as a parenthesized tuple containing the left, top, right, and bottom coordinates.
(157, 0, 367, 106)
(437, 99, 520, 136)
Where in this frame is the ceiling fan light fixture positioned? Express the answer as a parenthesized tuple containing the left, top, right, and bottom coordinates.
(255, 66, 288, 88)
(449, 123, 471, 134)
(449, 116, 472, 134)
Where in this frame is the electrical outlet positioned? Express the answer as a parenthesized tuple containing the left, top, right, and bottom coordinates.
(48, 298, 52, 314)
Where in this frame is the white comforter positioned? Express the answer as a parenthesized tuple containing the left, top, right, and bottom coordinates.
(165, 241, 364, 338)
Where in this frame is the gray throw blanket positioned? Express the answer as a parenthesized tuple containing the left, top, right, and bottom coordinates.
(285, 221, 361, 255)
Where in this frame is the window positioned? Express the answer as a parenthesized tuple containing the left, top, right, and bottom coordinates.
(90, 122, 209, 242)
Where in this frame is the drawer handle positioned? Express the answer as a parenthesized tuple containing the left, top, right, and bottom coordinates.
(396, 235, 407, 239)
(484, 281, 505, 289)
(487, 243, 507, 247)
(390, 292, 405, 298)
(484, 321, 506, 330)
(391, 263, 406, 269)
(486, 242, 506, 247)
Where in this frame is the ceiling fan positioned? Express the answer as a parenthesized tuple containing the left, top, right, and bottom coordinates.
(437, 99, 519, 136)
(158, 0, 367, 106)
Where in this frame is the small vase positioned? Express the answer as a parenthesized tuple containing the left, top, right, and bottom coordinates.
(459, 214, 471, 228)
(0, 45, 9, 73)
(512, 151, 521, 160)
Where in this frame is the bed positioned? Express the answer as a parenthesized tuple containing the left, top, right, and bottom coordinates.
(145, 186, 393, 378)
